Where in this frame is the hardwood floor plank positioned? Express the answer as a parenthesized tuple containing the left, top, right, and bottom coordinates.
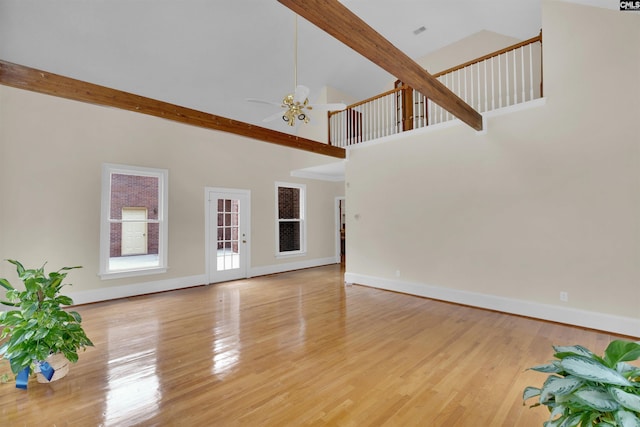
(0, 264, 633, 426)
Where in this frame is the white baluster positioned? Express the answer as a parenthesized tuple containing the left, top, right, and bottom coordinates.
(491, 56, 495, 111)
(476, 63, 481, 112)
(365, 104, 368, 143)
(392, 93, 396, 133)
(521, 46, 525, 103)
(333, 115, 337, 147)
(341, 112, 345, 147)
(529, 43, 534, 100)
(391, 93, 395, 136)
(484, 60, 488, 113)
(457, 69, 461, 107)
(372, 99, 376, 140)
(376, 98, 380, 138)
(505, 52, 510, 106)
(376, 97, 380, 139)
(332, 114, 337, 147)
(513, 49, 517, 104)
(464, 67, 468, 107)
(443, 74, 448, 122)
(469, 64, 475, 112)
(383, 94, 387, 136)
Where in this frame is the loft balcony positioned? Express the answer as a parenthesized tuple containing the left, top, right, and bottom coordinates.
(328, 32, 543, 147)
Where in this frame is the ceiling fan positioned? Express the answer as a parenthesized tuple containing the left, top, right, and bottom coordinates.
(247, 14, 346, 127)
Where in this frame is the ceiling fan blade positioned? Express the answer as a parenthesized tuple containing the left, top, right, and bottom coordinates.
(263, 110, 287, 122)
(277, 0, 482, 131)
(307, 102, 347, 111)
(246, 98, 283, 108)
(293, 85, 310, 104)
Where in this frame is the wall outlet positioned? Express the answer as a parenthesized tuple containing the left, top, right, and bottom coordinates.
(395, 270, 401, 277)
(560, 291, 569, 302)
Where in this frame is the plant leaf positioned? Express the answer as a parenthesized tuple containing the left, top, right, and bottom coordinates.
(614, 409, 640, 427)
(69, 311, 82, 323)
(524, 386, 541, 401)
(573, 387, 620, 412)
(0, 300, 19, 307)
(0, 278, 15, 291)
(610, 387, 640, 412)
(553, 345, 595, 359)
(540, 375, 584, 402)
(544, 417, 563, 427)
(7, 259, 25, 277)
(530, 362, 563, 373)
(558, 413, 582, 427)
(548, 404, 567, 421)
(59, 265, 82, 272)
(617, 362, 640, 376)
(604, 340, 640, 367)
(560, 356, 632, 386)
(56, 295, 73, 306)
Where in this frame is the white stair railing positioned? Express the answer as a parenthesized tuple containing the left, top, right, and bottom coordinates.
(328, 32, 542, 148)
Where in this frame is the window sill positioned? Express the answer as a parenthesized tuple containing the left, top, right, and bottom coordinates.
(99, 267, 167, 280)
(275, 252, 306, 259)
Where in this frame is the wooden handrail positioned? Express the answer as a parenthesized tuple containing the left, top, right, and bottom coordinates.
(334, 32, 543, 118)
(328, 86, 408, 118)
(433, 31, 542, 78)
(328, 31, 543, 147)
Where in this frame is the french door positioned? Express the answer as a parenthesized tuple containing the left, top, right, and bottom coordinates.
(206, 188, 250, 283)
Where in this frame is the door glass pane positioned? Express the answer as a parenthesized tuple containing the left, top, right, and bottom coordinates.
(216, 198, 240, 271)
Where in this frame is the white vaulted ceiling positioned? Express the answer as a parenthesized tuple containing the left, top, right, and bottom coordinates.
(0, 0, 618, 135)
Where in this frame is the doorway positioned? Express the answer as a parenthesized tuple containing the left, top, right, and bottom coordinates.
(206, 188, 251, 283)
(336, 197, 346, 265)
(121, 207, 148, 256)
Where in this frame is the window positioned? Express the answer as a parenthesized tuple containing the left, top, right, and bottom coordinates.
(100, 164, 168, 279)
(276, 182, 306, 257)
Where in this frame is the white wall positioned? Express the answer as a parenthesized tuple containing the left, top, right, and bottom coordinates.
(416, 30, 523, 75)
(344, 0, 640, 336)
(0, 85, 343, 301)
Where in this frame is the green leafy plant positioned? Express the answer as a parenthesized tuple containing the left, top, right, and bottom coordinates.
(0, 259, 93, 377)
(523, 340, 640, 427)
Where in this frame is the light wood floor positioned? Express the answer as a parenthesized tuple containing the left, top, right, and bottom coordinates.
(0, 264, 630, 426)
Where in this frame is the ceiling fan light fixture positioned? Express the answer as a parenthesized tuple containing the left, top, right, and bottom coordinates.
(246, 15, 346, 127)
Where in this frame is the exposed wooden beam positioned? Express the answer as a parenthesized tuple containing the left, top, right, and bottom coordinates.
(0, 60, 346, 159)
(277, 0, 483, 131)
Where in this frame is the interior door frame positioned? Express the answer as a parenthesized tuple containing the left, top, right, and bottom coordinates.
(204, 187, 251, 284)
(335, 196, 345, 264)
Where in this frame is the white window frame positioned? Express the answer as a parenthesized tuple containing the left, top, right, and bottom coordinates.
(100, 163, 168, 279)
(275, 182, 306, 258)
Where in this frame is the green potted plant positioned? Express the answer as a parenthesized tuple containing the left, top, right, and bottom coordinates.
(0, 259, 93, 389)
(523, 339, 640, 426)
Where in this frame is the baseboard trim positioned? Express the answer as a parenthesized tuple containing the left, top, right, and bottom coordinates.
(66, 274, 207, 305)
(250, 257, 338, 277)
(61, 257, 339, 306)
(344, 272, 640, 338)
